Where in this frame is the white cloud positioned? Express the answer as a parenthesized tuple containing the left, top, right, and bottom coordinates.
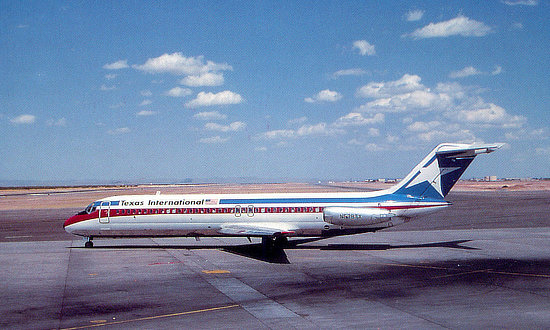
(185, 91, 243, 108)
(100, 84, 116, 91)
(359, 89, 446, 113)
(199, 136, 229, 144)
(288, 116, 308, 125)
(357, 74, 424, 98)
(503, 0, 538, 6)
(332, 68, 367, 78)
(364, 143, 385, 152)
(165, 87, 193, 97)
(347, 139, 363, 146)
(10, 114, 35, 124)
(205, 121, 246, 132)
(305, 89, 342, 103)
(356, 75, 462, 113)
(262, 129, 296, 139)
(386, 135, 400, 143)
(261, 123, 343, 139)
(457, 103, 526, 128)
(491, 65, 503, 75)
(139, 100, 152, 106)
(408, 15, 493, 38)
(105, 74, 117, 80)
(255, 146, 268, 151)
(46, 118, 67, 127)
(193, 111, 227, 121)
(133, 53, 232, 75)
(511, 22, 524, 30)
(296, 123, 339, 136)
(136, 110, 157, 116)
(355, 73, 525, 132)
(103, 60, 129, 70)
(352, 40, 375, 56)
(505, 132, 520, 140)
(405, 9, 424, 21)
(334, 113, 385, 127)
(140, 90, 153, 97)
(449, 66, 482, 78)
(109, 102, 125, 109)
(367, 128, 380, 137)
(435, 82, 467, 99)
(417, 128, 476, 143)
(180, 72, 224, 87)
(406, 121, 441, 132)
(261, 73, 528, 148)
(107, 127, 130, 135)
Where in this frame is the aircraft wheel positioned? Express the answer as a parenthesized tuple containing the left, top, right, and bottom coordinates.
(84, 241, 93, 248)
(274, 236, 288, 248)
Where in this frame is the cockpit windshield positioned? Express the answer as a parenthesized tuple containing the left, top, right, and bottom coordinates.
(77, 203, 97, 215)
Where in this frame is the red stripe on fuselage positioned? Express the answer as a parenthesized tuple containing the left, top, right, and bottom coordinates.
(64, 211, 98, 227)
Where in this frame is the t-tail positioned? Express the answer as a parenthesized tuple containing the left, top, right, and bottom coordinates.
(386, 143, 504, 200)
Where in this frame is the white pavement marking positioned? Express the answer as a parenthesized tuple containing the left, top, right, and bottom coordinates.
(207, 277, 314, 329)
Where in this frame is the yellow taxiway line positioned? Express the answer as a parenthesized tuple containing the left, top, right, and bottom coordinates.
(60, 304, 240, 330)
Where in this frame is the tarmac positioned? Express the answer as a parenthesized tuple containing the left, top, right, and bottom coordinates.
(1, 189, 549, 329)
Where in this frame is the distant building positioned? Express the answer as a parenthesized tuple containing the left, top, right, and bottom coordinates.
(484, 176, 498, 182)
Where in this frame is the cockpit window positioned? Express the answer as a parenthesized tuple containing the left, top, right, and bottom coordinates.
(77, 203, 96, 215)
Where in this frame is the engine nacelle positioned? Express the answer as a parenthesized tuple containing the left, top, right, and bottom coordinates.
(323, 207, 395, 227)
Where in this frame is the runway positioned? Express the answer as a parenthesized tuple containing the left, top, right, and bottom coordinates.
(1, 188, 549, 328)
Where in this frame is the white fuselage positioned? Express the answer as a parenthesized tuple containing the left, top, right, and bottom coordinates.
(64, 190, 450, 238)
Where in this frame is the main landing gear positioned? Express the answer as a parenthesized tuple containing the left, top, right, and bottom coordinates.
(84, 236, 94, 248)
(261, 236, 288, 252)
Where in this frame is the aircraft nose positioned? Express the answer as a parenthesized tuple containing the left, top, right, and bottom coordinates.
(64, 215, 77, 229)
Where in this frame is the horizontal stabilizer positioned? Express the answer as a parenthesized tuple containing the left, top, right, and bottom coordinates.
(435, 143, 504, 157)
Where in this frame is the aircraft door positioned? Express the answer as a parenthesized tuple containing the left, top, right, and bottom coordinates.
(98, 202, 110, 224)
(234, 205, 241, 217)
(247, 205, 254, 217)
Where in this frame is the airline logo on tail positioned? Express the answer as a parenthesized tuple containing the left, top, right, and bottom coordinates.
(392, 143, 503, 200)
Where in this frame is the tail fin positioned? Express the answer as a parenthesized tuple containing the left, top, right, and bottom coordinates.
(388, 143, 503, 199)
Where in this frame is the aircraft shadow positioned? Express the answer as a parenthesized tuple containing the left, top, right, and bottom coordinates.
(305, 239, 479, 251)
(72, 239, 477, 264)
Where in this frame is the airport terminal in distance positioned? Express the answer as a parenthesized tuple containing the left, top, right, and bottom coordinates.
(1, 143, 550, 329)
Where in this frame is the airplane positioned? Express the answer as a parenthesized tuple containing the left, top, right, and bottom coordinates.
(64, 142, 502, 254)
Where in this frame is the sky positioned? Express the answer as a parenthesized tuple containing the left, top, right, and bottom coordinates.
(1, 1, 549, 184)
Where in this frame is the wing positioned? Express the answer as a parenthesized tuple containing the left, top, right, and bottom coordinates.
(218, 222, 297, 237)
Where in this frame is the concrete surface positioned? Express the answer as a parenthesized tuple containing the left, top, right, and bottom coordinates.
(1, 188, 549, 329)
(1, 228, 550, 329)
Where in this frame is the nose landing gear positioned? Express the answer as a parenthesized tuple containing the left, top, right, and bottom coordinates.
(84, 236, 94, 248)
